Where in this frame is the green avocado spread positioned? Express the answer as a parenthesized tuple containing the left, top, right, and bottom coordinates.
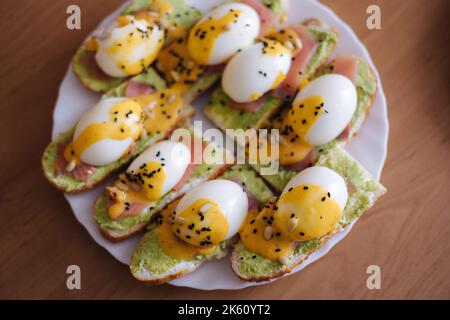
(236, 145, 386, 279)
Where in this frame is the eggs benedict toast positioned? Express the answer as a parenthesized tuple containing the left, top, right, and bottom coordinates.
(256, 55, 378, 191)
(204, 19, 339, 130)
(130, 165, 274, 284)
(94, 128, 233, 242)
(72, 0, 203, 92)
(42, 69, 194, 193)
(231, 145, 386, 282)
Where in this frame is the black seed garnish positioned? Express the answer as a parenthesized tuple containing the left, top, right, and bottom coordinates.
(321, 197, 326, 202)
(288, 187, 293, 192)
(290, 213, 295, 218)
(299, 232, 305, 236)
(253, 228, 257, 234)
(250, 219, 255, 224)
(303, 186, 309, 190)
(275, 249, 281, 252)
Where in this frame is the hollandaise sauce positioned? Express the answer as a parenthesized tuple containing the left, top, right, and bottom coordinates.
(135, 0, 187, 40)
(64, 99, 144, 166)
(170, 199, 229, 248)
(156, 201, 218, 260)
(156, 36, 206, 86)
(107, 159, 166, 220)
(106, 19, 163, 76)
(240, 184, 342, 262)
(272, 95, 326, 165)
(133, 86, 184, 136)
(188, 10, 243, 65)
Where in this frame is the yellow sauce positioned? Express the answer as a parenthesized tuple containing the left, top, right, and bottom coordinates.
(271, 71, 286, 90)
(188, 10, 242, 65)
(251, 92, 263, 101)
(171, 198, 229, 247)
(265, 28, 302, 54)
(64, 99, 144, 165)
(106, 21, 163, 76)
(107, 160, 166, 219)
(274, 184, 342, 241)
(240, 185, 342, 261)
(156, 36, 205, 85)
(271, 95, 325, 165)
(240, 199, 294, 260)
(85, 37, 98, 51)
(132, 85, 184, 135)
(261, 39, 291, 57)
(157, 201, 217, 260)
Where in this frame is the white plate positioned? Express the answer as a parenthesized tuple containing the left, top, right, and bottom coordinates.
(52, 0, 389, 290)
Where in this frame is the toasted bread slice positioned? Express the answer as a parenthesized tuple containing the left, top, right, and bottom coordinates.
(130, 165, 275, 284)
(255, 56, 378, 192)
(203, 19, 339, 131)
(231, 145, 387, 282)
(72, 0, 202, 92)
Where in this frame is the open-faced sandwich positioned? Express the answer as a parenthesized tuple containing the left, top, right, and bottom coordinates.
(254, 54, 378, 191)
(130, 165, 274, 284)
(204, 19, 339, 130)
(231, 145, 386, 282)
(42, 69, 194, 193)
(94, 128, 232, 241)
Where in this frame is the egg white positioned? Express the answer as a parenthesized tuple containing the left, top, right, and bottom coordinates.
(96, 17, 164, 77)
(294, 74, 357, 146)
(281, 166, 348, 211)
(189, 2, 260, 65)
(74, 97, 139, 166)
(222, 42, 292, 102)
(175, 179, 249, 239)
(127, 141, 191, 195)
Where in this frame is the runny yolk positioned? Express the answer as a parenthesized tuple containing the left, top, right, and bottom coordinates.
(240, 184, 342, 261)
(106, 19, 163, 76)
(240, 199, 294, 261)
(64, 99, 144, 165)
(132, 85, 185, 136)
(156, 200, 218, 260)
(271, 95, 326, 165)
(274, 184, 342, 241)
(171, 198, 229, 248)
(107, 160, 166, 219)
(156, 36, 206, 86)
(188, 10, 242, 65)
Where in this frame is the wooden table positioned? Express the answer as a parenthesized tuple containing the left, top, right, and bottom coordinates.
(1, 0, 449, 299)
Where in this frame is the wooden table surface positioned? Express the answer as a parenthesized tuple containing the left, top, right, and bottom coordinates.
(1, 0, 449, 300)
